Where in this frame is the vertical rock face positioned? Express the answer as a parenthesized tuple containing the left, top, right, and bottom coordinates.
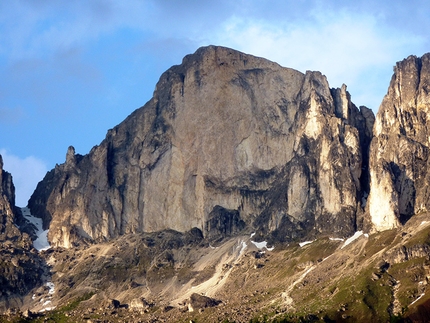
(368, 53, 430, 231)
(0, 154, 18, 237)
(0, 155, 16, 210)
(0, 155, 44, 306)
(29, 46, 374, 247)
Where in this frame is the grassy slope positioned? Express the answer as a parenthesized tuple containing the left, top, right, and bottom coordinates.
(1, 215, 430, 322)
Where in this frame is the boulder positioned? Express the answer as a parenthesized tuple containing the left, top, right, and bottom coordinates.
(187, 293, 221, 312)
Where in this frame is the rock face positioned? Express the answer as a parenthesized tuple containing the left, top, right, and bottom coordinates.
(29, 46, 374, 247)
(0, 154, 20, 240)
(0, 155, 44, 309)
(368, 53, 430, 231)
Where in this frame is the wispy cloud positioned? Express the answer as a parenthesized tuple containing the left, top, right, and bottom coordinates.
(0, 149, 47, 207)
(0, 106, 26, 124)
(211, 9, 425, 109)
(0, 0, 428, 172)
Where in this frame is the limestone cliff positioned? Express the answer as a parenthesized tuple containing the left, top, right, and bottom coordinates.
(368, 53, 430, 231)
(0, 154, 19, 239)
(0, 155, 44, 308)
(29, 46, 374, 247)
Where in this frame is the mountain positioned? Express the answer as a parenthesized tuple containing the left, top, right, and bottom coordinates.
(368, 53, 430, 230)
(28, 46, 374, 248)
(0, 155, 45, 312)
(1, 47, 430, 322)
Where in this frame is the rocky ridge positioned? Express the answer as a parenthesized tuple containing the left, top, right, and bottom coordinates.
(368, 53, 430, 231)
(29, 45, 374, 248)
(0, 155, 45, 311)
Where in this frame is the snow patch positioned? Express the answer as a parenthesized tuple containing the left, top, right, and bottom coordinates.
(410, 293, 425, 306)
(250, 232, 256, 238)
(34, 230, 50, 251)
(46, 281, 55, 295)
(421, 221, 428, 226)
(21, 207, 51, 251)
(239, 240, 247, 256)
(329, 237, 344, 242)
(341, 231, 368, 249)
(36, 281, 56, 313)
(251, 240, 274, 251)
(299, 240, 314, 247)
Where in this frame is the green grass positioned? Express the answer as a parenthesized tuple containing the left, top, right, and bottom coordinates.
(364, 229, 398, 256)
(389, 257, 429, 309)
(403, 229, 430, 247)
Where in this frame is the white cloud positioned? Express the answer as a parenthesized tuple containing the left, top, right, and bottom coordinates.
(212, 10, 425, 109)
(0, 149, 47, 207)
(0, 1, 173, 62)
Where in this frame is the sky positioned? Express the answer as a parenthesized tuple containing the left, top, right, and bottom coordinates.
(0, 0, 429, 206)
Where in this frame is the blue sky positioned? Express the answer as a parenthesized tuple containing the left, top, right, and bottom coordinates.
(1, 0, 429, 206)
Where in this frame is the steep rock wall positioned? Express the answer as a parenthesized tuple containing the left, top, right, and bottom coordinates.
(29, 46, 373, 247)
(0, 155, 44, 308)
(0, 154, 19, 239)
(368, 53, 430, 231)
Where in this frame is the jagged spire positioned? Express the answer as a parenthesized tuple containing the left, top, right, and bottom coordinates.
(65, 146, 76, 166)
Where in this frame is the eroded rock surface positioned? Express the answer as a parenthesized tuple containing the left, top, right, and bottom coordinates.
(368, 53, 430, 231)
(29, 46, 373, 247)
(0, 155, 44, 310)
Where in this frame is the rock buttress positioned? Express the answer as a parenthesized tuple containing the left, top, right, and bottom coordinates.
(368, 53, 430, 231)
(29, 46, 373, 247)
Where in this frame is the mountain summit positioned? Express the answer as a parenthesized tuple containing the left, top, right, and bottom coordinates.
(29, 46, 374, 248)
(368, 53, 430, 230)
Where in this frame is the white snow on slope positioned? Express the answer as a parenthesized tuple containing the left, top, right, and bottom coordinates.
(20, 210, 55, 313)
(299, 240, 315, 247)
(239, 240, 247, 256)
(341, 231, 368, 249)
(329, 237, 344, 241)
(21, 207, 51, 251)
(42, 300, 51, 306)
(35, 281, 56, 313)
(410, 293, 425, 306)
(39, 305, 55, 312)
(46, 281, 55, 295)
(251, 240, 274, 251)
